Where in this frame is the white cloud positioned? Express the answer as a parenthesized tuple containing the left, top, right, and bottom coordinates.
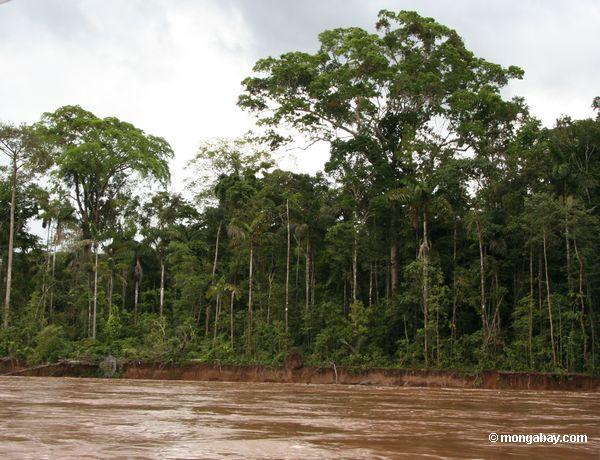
(1, 0, 598, 188)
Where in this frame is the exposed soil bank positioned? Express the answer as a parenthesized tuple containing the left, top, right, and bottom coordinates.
(2, 358, 598, 392)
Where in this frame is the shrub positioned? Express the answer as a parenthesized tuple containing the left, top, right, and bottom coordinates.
(31, 325, 68, 364)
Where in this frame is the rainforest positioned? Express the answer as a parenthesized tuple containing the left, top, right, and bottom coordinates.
(1, 10, 599, 375)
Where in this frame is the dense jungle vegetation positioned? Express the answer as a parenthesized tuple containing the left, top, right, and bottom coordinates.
(1, 10, 599, 373)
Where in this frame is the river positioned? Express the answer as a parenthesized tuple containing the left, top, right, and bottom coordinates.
(0, 376, 597, 458)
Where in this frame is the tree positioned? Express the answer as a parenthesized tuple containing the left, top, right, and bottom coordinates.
(239, 10, 523, 294)
(39, 106, 172, 338)
(0, 123, 46, 327)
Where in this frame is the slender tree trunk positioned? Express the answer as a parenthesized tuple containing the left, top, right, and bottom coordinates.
(159, 259, 165, 318)
(343, 274, 347, 315)
(107, 273, 113, 316)
(476, 218, 487, 345)
(368, 261, 373, 307)
(529, 244, 534, 367)
(390, 240, 398, 296)
(92, 241, 99, 339)
(305, 239, 310, 314)
(451, 221, 457, 355)
(385, 256, 390, 300)
(573, 240, 588, 366)
(134, 257, 141, 322)
(209, 223, 221, 333)
(248, 242, 254, 334)
(213, 293, 221, 342)
(285, 200, 290, 334)
(3, 156, 17, 328)
(230, 290, 235, 347)
(49, 242, 56, 319)
(88, 291, 92, 337)
(266, 270, 273, 324)
(203, 303, 209, 335)
(134, 279, 139, 320)
(543, 230, 557, 368)
(310, 250, 315, 308)
(421, 211, 429, 368)
(295, 238, 300, 308)
(352, 228, 358, 303)
(121, 271, 127, 310)
(565, 198, 572, 292)
(538, 251, 543, 332)
(212, 223, 221, 279)
(375, 262, 380, 304)
(41, 221, 52, 319)
(305, 239, 311, 343)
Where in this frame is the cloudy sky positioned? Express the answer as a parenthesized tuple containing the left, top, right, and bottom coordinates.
(1, 0, 598, 183)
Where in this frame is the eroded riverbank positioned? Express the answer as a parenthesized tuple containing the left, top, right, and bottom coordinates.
(1, 358, 599, 392)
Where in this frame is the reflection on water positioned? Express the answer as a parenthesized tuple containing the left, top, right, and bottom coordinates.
(0, 376, 598, 459)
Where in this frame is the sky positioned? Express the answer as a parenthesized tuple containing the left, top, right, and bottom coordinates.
(1, 0, 599, 185)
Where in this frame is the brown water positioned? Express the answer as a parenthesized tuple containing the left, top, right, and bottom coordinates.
(0, 377, 598, 459)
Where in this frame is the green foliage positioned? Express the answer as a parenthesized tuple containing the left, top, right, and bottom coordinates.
(31, 325, 68, 364)
(0, 10, 599, 376)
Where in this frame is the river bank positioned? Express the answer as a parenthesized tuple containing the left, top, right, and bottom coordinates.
(1, 358, 598, 392)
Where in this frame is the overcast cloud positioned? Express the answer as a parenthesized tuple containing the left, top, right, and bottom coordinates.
(1, 0, 598, 182)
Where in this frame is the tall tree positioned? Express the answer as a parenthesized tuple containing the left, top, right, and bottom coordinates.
(239, 10, 523, 295)
(39, 106, 172, 337)
(0, 123, 46, 327)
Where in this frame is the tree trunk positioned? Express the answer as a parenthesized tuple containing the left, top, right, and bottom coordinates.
(368, 261, 373, 307)
(295, 238, 300, 308)
(41, 221, 52, 319)
(390, 239, 398, 296)
(3, 156, 17, 328)
(285, 200, 290, 334)
(451, 221, 458, 355)
(310, 250, 315, 308)
(529, 244, 534, 367)
(266, 270, 273, 324)
(352, 228, 358, 303)
(92, 241, 99, 339)
(230, 289, 235, 347)
(538, 251, 543, 334)
(573, 240, 588, 366)
(375, 262, 380, 304)
(134, 279, 139, 320)
(209, 223, 221, 332)
(564, 197, 572, 292)
(543, 230, 557, 368)
(107, 273, 113, 316)
(159, 260, 165, 318)
(475, 218, 487, 345)
(212, 223, 221, 279)
(421, 211, 430, 368)
(204, 303, 210, 336)
(134, 257, 142, 322)
(213, 293, 221, 342)
(305, 239, 311, 342)
(122, 272, 127, 310)
(248, 242, 254, 334)
(305, 239, 310, 314)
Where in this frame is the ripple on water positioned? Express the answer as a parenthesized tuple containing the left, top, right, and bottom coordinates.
(0, 377, 598, 459)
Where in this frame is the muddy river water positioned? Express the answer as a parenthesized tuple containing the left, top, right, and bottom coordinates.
(0, 376, 598, 459)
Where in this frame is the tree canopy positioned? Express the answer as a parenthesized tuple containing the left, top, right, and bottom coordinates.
(0, 11, 598, 375)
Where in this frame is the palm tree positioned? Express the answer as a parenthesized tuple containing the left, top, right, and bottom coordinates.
(227, 212, 269, 349)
